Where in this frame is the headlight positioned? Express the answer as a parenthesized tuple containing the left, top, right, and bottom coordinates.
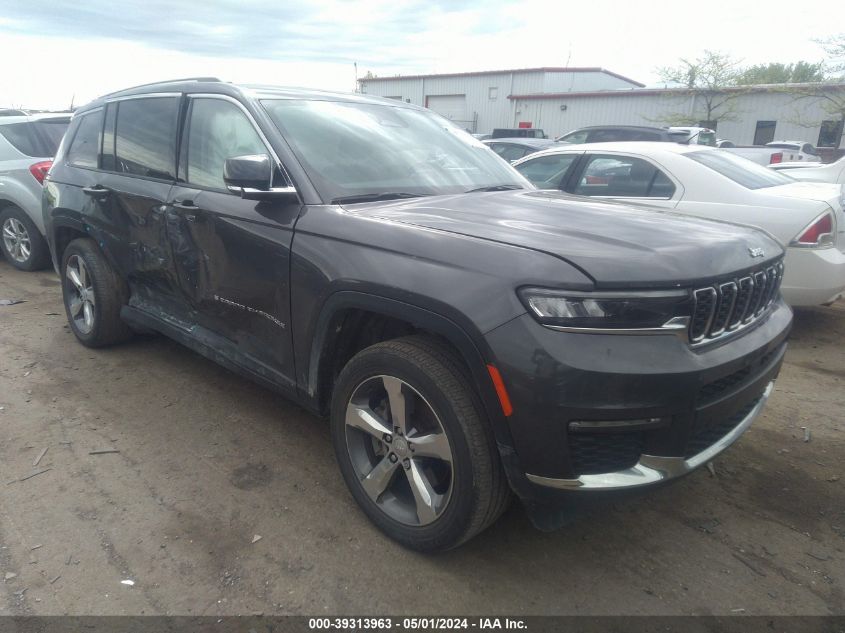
(518, 288, 693, 332)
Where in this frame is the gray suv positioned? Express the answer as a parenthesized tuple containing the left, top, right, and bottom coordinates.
(0, 112, 70, 270)
(44, 79, 791, 551)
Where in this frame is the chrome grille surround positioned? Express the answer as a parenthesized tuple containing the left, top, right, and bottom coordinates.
(690, 262, 783, 346)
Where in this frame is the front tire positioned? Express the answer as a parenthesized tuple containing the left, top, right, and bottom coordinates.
(61, 238, 133, 347)
(330, 336, 511, 552)
(0, 206, 50, 271)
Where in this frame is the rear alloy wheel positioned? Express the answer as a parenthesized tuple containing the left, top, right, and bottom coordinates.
(61, 238, 133, 347)
(65, 254, 96, 335)
(331, 336, 511, 552)
(0, 207, 50, 271)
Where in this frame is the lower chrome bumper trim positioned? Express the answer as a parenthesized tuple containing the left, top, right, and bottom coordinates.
(526, 381, 774, 491)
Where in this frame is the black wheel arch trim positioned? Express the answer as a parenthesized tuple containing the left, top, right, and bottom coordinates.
(304, 290, 520, 455)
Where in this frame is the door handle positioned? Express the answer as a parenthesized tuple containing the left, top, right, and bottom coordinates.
(171, 200, 199, 222)
(171, 200, 199, 210)
(82, 185, 110, 200)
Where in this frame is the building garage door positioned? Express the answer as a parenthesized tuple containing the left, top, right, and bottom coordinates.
(426, 94, 469, 126)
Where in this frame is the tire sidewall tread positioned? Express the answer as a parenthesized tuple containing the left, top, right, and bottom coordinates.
(330, 335, 510, 552)
(61, 238, 132, 348)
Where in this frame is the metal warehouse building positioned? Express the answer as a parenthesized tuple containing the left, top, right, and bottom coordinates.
(358, 67, 845, 149)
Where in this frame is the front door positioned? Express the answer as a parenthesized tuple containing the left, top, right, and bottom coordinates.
(166, 95, 300, 385)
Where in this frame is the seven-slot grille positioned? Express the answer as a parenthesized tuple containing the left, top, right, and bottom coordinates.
(690, 262, 784, 344)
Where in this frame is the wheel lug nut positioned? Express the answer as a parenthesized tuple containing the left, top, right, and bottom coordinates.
(402, 458, 410, 470)
(383, 433, 392, 443)
(388, 453, 398, 463)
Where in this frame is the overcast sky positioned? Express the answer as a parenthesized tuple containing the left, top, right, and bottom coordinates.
(0, 0, 840, 110)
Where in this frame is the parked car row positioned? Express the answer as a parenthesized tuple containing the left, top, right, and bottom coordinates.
(510, 141, 845, 306)
(0, 80, 812, 551)
(0, 112, 71, 270)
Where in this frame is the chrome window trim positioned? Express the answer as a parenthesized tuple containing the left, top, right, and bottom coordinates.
(104, 92, 182, 103)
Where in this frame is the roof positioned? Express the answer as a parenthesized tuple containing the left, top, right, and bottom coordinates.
(78, 78, 420, 113)
(359, 67, 645, 87)
(509, 81, 845, 100)
(0, 112, 72, 125)
(524, 141, 717, 160)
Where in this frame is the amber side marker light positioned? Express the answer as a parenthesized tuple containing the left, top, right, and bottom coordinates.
(486, 364, 513, 417)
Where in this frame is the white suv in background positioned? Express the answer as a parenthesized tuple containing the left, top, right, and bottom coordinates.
(0, 112, 70, 270)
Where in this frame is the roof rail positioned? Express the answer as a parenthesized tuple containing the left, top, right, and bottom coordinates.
(99, 77, 222, 99)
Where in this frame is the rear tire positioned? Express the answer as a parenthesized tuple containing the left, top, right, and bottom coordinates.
(61, 238, 133, 347)
(330, 335, 511, 552)
(0, 206, 50, 271)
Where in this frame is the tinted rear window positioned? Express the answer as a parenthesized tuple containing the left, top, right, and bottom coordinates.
(0, 119, 70, 157)
(115, 97, 179, 179)
(686, 150, 794, 189)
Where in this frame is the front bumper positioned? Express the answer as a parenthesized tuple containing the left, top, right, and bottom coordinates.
(485, 299, 792, 502)
(526, 382, 772, 491)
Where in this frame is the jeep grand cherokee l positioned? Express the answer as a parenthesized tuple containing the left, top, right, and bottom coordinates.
(43, 79, 792, 551)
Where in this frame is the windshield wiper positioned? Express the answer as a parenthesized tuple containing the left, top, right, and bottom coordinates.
(331, 192, 431, 204)
(464, 184, 523, 193)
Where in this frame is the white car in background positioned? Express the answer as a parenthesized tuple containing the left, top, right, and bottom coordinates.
(770, 156, 845, 185)
(512, 142, 845, 306)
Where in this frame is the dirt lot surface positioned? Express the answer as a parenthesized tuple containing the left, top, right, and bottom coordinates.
(0, 261, 843, 616)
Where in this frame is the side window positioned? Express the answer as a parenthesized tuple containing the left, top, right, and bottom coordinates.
(185, 98, 267, 190)
(573, 155, 675, 198)
(66, 110, 103, 169)
(560, 130, 588, 144)
(514, 154, 579, 188)
(494, 144, 529, 162)
(115, 97, 179, 179)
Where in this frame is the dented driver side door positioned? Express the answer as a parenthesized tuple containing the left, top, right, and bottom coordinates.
(165, 95, 300, 387)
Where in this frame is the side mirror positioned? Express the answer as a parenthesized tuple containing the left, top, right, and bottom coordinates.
(223, 154, 298, 201)
(224, 154, 272, 190)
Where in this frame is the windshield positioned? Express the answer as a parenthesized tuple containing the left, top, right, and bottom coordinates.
(261, 99, 528, 202)
(685, 150, 795, 189)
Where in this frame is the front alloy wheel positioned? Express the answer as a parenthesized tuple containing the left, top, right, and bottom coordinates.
(345, 375, 454, 526)
(331, 336, 511, 552)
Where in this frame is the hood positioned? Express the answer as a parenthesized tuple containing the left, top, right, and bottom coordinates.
(345, 190, 783, 287)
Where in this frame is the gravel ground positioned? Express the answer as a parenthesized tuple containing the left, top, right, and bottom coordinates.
(0, 261, 842, 616)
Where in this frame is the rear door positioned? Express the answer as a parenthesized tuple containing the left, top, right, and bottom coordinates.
(95, 95, 182, 311)
(166, 94, 300, 384)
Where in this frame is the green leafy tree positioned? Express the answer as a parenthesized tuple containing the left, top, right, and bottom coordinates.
(654, 50, 746, 126)
(735, 61, 824, 85)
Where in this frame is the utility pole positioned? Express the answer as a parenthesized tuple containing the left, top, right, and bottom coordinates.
(354, 62, 358, 93)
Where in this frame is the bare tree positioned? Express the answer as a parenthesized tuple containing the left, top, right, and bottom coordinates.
(653, 50, 746, 127)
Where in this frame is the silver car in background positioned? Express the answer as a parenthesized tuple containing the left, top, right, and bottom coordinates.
(0, 113, 70, 270)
